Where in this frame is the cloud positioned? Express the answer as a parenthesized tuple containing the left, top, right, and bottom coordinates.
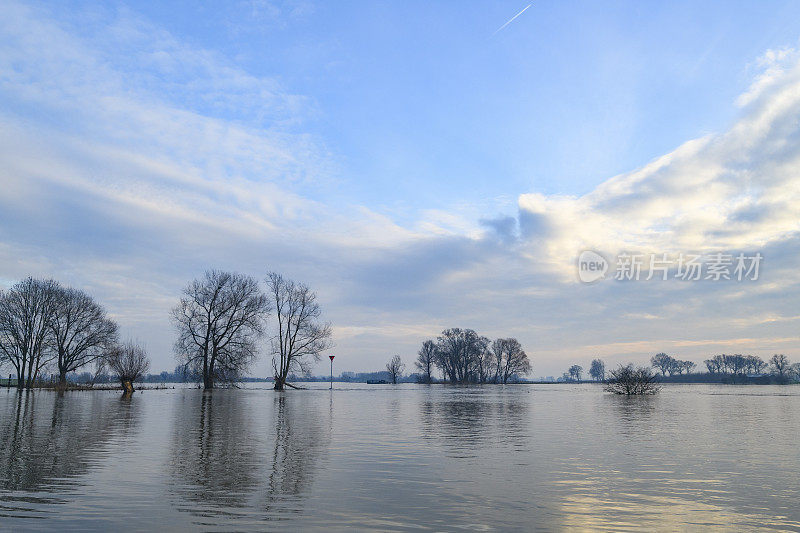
(514, 46, 800, 276)
(3, 1, 800, 375)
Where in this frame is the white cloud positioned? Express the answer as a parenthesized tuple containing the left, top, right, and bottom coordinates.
(3, 1, 800, 375)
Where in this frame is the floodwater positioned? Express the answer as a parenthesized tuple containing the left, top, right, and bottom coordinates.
(0, 383, 798, 531)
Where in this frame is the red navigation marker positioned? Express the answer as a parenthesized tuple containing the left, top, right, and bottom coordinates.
(329, 355, 335, 360)
(329, 355, 335, 389)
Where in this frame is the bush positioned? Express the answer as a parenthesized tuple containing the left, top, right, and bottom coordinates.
(604, 364, 660, 395)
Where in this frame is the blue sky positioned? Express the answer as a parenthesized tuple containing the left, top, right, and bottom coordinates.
(3, 0, 800, 375)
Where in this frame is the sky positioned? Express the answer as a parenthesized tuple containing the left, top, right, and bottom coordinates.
(3, 0, 800, 376)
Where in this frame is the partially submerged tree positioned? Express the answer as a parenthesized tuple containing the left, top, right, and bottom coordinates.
(267, 272, 332, 391)
(492, 338, 531, 384)
(173, 270, 269, 389)
(106, 341, 150, 392)
(0, 278, 59, 389)
(434, 328, 489, 383)
(589, 358, 605, 382)
(386, 355, 404, 384)
(48, 286, 118, 386)
(604, 364, 660, 395)
(415, 340, 436, 383)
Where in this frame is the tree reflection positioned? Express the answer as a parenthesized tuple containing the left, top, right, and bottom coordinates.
(168, 390, 330, 523)
(420, 388, 530, 455)
(262, 393, 330, 518)
(169, 391, 263, 516)
(0, 391, 139, 493)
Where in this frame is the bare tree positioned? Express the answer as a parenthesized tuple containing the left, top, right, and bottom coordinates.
(106, 341, 150, 392)
(173, 270, 269, 389)
(604, 364, 660, 395)
(0, 278, 59, 389)
(415, 340, 436, 383)
(589, 359, 605, 381)
(704, 357, 720, 374)
(386, 355, 404, 384)
(267, 272, 332, 391)
(681, 360, 696, 374)
(650, 352, 674, 376)
(770, 354, 791, 381)
(496, 338, 530, 384)
(434, 328, 489, 383)
(48, 286, 118, 386)
(745, 355, 767, 374)
(568, 364, 583, 382)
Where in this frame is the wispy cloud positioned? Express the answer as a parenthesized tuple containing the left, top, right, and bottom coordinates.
(2, 1, 800, 375)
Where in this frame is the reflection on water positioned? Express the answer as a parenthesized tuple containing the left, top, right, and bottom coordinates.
(169, 391, 264, 516)
(0, 384, 799, 530)
(168, 390, 330, 527)
(0, 390, 139, 517)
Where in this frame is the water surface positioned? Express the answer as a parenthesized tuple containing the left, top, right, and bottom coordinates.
(1, 383, 798, 531)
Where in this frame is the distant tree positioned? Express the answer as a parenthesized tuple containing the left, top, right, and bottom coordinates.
(88, 357, 107, 387)
(568, 364, 583, 381)
(589, 359, 605, 381)
(386, 355, 404, 384)
(496, 338, 531, 383)
(434, 328, 489, 383)
(604, 364, 660, 395)
(173, 270, 269, 390)
(106, 341, 150, 392)
(48, 286, 118, 386)
(651, 353, 674, 376)
(415, 340, 436, 383)
(745, 355, 767, 374)
(267, 272, 332, 391)
(769, 354, 791, 381)
(704, 357, 720, 374)
(0, 278, 60, 389)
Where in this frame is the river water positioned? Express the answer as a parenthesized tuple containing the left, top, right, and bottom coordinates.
(0, 383, 798, 531)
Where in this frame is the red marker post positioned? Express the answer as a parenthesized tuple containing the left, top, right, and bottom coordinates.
(329, 355, 335, 390)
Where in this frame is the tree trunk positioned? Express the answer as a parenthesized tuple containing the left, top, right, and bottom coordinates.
(274, 377, 285, 391)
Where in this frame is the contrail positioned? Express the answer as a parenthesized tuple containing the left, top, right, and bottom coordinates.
(492, 3, 532, 36)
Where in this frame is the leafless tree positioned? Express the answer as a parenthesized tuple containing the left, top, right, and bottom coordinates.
(650, 352, 674, 376)
(681, 360, 696, 374)
(770, 354, 791, 381)
(704, 357, 721, 374)
(589, 358, 605, 381)
(745, 355, 767, 374)
(604, 364, 660, 395)
(568, 364, 583, 381)
(267, 272, 332, 391)
(0, 278, 59, 389)
(48, 286, 118, 386)
(106, 341, 150, 392)
(173, 270, 269, 389)
(415, 340, 436, 383)
(434, 328, 489, 383)
(493, 338, 530, 384)
(386, 355, 404, 384)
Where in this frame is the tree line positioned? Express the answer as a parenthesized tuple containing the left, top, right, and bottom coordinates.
(560, 352, 799, 386)
(0, 269, 333, 392)
(410, 328, 531, 384)
(0, 278, 149, 390)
